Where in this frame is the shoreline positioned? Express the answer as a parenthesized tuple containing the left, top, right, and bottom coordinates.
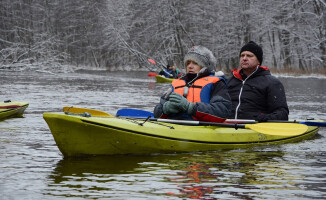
(1, 64, 326, 79)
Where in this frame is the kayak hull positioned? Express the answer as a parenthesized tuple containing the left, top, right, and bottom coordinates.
(0, 101, 29, 120)
(43, 113, 320, 157)
(155, 75, 174, 83)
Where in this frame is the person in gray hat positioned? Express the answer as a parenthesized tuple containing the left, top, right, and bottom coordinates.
(153, 45, 232, 122)
(227, 41, 289, 122)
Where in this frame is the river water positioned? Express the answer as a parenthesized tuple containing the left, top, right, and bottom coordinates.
(0, 69, 325, 199)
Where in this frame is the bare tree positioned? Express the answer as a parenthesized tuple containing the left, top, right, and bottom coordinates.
(0, 0, 324, 73)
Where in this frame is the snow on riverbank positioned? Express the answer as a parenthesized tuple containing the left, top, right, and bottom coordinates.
(273, 73, 326, 79)
(1, 63, 325, 79)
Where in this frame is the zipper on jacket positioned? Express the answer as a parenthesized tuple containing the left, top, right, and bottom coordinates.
(234, 66, 259, 119)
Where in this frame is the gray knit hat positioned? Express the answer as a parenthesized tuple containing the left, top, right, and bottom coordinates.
(184, 46, 217, 72)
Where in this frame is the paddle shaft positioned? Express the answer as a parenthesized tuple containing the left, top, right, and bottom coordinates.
(154, 118, 245, 128)
(226, 119, 326, 127)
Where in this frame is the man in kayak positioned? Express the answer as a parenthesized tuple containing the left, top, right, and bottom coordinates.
(154, 45, 232, 122)
(227, 41, 289, 122)
(159, 64, 174, 78)
(171, 65, 182, 78)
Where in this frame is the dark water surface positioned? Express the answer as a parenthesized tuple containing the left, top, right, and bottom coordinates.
(0, 70, 325, 199)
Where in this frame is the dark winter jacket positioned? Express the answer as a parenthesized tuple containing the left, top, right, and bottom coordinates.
(154, 71, 232, 122)
(227, 66, 289, 121)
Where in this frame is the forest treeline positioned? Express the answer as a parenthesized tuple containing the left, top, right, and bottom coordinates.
(0, 0, 325, 74)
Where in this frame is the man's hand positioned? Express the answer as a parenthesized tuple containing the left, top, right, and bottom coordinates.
(255, 114, 269, 122)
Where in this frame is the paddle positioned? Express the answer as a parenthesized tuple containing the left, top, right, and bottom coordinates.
(63, 107, 308, 136)
(115, 109, 326, 128)
(116, 108, 154, 118)
(226, 119, 326, 127)
(115, 108, 325, 131)
(148, 58, 157, 65)
(0, 105, 22, 109)
(148, 72, 158, 77)
(146, 118, 308, 136)
(63, 106, 113, 117)
(147, 58, 173, 78)
(147, 59, 159, 77)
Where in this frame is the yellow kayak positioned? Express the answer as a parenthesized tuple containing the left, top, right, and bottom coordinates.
(155, 75, 174, 83)
(0, 101, 29, 120)
(43, 112, 320, 157)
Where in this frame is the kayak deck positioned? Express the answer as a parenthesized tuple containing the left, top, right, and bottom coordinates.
(43, 113, 320, 157)
(0, 101, 29, 120)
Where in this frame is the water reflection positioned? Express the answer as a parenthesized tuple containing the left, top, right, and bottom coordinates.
(47, 150, 313, 199)
(47, 154, 181, 198)
(162, 151, 287, 199)
(50, 155, 155, 179)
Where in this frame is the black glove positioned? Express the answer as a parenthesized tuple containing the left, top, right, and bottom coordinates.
(255, 114, 269, 122)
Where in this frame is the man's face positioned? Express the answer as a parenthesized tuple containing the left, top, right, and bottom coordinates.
(240, 51, 260, 70)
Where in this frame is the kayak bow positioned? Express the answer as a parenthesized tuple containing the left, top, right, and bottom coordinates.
(0, 101, 29, 120)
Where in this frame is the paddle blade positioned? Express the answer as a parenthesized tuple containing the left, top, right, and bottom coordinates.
(148, 59, 156, 65)
(300, 121, 326, 127)
(116, 108, 154, 118)
(245, 123, 308, 136)
(63, 107, 113, 117)
(0, 105, 21, 109)
(148, 72, 158, 77)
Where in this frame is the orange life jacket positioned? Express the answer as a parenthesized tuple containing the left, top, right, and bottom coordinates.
(172, 76, 221, 103)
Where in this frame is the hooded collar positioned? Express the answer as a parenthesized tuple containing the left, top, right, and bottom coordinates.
(232, 66, 270, 81)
